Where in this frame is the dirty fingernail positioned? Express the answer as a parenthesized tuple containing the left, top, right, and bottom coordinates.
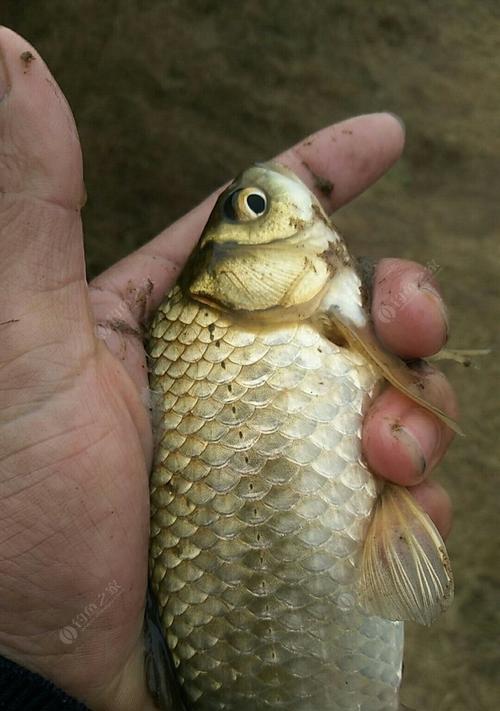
(386, 112, 406, 135)
(420, 284, 449, 342)
(393, 411, 442, 480)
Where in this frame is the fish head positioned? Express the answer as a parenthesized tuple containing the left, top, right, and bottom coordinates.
(184, 162, 351, 321)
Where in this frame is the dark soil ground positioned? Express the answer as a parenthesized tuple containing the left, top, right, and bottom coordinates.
(4, 2, 499, 709)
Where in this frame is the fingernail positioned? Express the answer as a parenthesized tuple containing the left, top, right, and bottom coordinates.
(0, 43, 10, 101)
(420, 284, 449, 343)
(393, 410, 442, 480)
(409, 358, 435, 376)
(386, 112, 406, 136)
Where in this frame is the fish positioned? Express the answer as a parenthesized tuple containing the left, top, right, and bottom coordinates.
(146, 163, 457, 711)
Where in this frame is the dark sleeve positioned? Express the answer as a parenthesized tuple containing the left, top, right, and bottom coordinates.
(0, 655, 90, 710)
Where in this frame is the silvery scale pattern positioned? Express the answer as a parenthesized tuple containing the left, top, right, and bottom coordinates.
(149, 286, 403, 710)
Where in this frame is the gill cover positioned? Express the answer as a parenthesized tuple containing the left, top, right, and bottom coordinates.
(185, 163, 342, 319)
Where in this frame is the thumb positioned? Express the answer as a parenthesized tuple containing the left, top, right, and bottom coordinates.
(0, 28, 93, 404)
(0, 27, 84, 207)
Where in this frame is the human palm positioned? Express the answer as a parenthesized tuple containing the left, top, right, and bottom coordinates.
(0, 29, 456, 710)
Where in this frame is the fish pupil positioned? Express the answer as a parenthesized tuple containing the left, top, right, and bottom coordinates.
(246, 192, 266, 215)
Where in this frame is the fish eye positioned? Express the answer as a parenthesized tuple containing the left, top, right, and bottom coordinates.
(223, 187, 268, 222)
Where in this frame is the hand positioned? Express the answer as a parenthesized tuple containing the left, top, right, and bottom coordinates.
(0, 28, 456, 711)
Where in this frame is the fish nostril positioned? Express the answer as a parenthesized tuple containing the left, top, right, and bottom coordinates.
(223, 190, 239, 221)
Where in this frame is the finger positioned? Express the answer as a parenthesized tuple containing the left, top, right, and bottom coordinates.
(372, 258, 448, 358)
(0, 28, 86, 295)
(362, 363, 458, 486)
(0, 29, 91, 392)
(408, 479, 453, 540)
(279, 112, 405, 212)
(90, 112, 405, 325)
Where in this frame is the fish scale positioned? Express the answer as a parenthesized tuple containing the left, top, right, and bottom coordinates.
(149, 285, 403, 711)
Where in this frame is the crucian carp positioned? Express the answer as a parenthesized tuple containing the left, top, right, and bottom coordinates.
(145, 163, 457, 711)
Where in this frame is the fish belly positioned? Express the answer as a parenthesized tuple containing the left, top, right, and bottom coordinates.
(149, 287, 404, 710)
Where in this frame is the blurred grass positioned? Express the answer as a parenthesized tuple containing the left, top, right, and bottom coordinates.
(3, 2, 500, 708)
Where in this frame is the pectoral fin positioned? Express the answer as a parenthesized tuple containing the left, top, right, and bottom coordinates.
(327, 311, 463, 436)
(428, 347, 491, 367)
(359, 484, 454, 626)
